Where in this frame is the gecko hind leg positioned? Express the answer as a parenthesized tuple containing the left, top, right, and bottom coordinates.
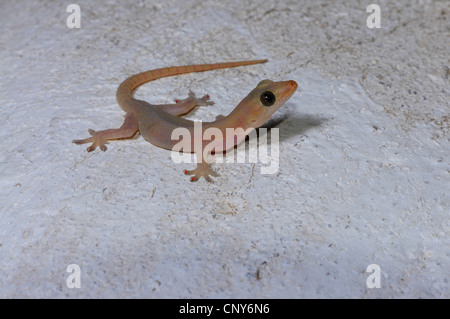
(73, 113, 139, 152)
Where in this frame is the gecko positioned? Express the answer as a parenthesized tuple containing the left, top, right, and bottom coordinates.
(73, 59, 298, 182)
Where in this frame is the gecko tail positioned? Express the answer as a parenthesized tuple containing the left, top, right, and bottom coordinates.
(116, 59, 268, 108)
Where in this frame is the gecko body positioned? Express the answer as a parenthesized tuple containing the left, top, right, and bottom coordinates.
(73, 60, 297, 182)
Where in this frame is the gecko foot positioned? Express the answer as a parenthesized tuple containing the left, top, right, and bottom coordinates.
(72, 129, 108, 152)
(184, 162, 220, 183)
(174, 90, 214, 106)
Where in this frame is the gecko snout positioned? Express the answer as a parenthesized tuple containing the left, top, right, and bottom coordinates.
(289, 80, 298, 89)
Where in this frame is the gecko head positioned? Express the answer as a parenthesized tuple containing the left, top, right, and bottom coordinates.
(238, 79, 298, 127)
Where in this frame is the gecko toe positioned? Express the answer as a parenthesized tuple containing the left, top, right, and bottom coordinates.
(210, 171, 220, 177)
(198, 94, 215, 106)
(184, 166, 218, 183)
(204, 175, 214, 183)
(189, 176, 199, 182)
(73, 137, 93, 145)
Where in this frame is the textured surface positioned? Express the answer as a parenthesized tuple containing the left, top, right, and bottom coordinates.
(0, 0, 448, 298)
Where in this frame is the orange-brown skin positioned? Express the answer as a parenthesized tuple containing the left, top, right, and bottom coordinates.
(73, 60, 297, 182)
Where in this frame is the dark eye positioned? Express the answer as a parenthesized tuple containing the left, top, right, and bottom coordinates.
(260, 91, 276, 106)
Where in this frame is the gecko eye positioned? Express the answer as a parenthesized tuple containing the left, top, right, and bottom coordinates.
(260, 91, 276, 106)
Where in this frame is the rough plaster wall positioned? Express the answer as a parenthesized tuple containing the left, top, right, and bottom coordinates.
(0, 0, 448, 298)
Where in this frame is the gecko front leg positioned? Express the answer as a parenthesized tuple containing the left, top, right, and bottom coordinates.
(184, 154, 219, 183)
(151, 90, 214, 116)
(173, 90, 214, 108)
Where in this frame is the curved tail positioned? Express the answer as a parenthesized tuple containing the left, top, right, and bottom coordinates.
(116, 59, 268, 109)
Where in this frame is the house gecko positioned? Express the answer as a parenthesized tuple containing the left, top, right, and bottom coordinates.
(73, 60, 297, 182)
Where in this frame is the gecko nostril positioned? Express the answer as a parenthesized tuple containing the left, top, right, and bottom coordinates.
(290, 80, 298, 89)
